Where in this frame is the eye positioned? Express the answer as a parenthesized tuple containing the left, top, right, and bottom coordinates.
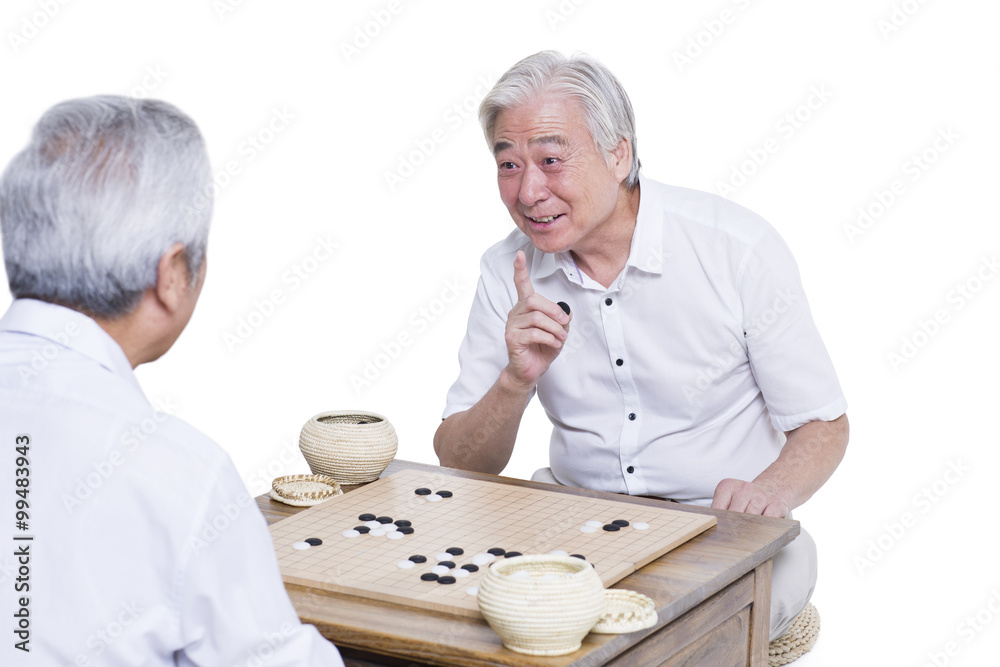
(498, 161, 517, 171)
(542, 157, 560, 166)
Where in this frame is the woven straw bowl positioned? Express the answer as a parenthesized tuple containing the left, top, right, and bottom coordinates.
(477, 555, 607, 656)
(298, 411, 397, 484)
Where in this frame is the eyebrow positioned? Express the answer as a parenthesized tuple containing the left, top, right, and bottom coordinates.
(492, 134, 569, 156)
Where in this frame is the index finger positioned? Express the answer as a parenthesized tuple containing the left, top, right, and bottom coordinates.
(512, 250, 535, 301)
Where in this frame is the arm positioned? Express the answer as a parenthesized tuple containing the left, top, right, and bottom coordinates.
(712, 413, 849, 517)
(434, 250, 570, 474)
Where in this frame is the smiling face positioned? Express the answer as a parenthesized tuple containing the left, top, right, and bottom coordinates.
(492, 94, 632, 257)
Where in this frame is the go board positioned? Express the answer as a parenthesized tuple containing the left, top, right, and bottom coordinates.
(268, 468, 716, 618)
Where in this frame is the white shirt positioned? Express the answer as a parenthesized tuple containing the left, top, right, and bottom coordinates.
(444, 174, 847, 504)
(0, 299, 344, 667)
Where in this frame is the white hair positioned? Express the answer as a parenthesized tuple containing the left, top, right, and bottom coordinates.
(479, 50, 641, 188)
(0, 95, 212, 318)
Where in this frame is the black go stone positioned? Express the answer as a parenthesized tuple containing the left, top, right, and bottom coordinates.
(408, 555, 427, 563)
(461, 564, 479, 572)
(398, 526, 415, 535)
(414, 488, 432, 495)
(504, 551, 523, 558)
(358, 513, 376, 521)
(438, 561, 456, 569)
(437, 576, 457, 585)
(354, 526, 371, 534)
(304, 538, 323, 546)
(436, 490, 453, 498)
(611, 519, 630, 527)
(420, 573, 439, 581)
(376, 516, 393, 524)
(394, 520, 412, 527)
(557, 301, 571, 315)
(487, 548, 506, 556)
(570, 554, 586, 560)
(603, 524, 620, 531)
(446, 547, 464, 556)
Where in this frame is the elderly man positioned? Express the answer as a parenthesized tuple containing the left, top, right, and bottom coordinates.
(434, 51, 848, 641)
(0, 96, 343, 665)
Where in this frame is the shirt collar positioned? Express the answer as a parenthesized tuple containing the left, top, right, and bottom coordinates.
(530, 171, 664, 283)
(0, 298, 143, 394)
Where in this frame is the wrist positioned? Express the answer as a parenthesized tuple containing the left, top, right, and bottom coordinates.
(498, 366, 536, 399)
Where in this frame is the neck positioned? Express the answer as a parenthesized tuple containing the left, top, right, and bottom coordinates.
(570, 183, 641, 288)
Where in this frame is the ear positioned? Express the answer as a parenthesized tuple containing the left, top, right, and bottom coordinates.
(154, 242, 190, 314)
(611, 138, 631, 184)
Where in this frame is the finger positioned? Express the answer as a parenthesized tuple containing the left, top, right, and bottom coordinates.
(507, 327, 564, 351)
(510, 306, 570, 339)
(711, 479, 736, 511)
(512, 250, 535, 301)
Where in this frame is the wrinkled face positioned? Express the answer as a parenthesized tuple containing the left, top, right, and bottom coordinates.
(492, 94, 627, 255)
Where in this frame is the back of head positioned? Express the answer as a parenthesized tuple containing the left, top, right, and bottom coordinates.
(0, 95, 212, 319)
(479, 50, 641, 188)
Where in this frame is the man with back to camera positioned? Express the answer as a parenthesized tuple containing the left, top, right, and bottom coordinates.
(434, 51, 849, 641)
(0, 96, 344, 665)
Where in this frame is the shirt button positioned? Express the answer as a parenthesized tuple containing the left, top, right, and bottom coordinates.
(626, 466, 635, 474)
(628, 413, 636, 421)
(605, 297, 613, 306)
(615, 358, 624, 367)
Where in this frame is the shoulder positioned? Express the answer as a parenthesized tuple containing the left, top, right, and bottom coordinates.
(644, 176, 777, 249)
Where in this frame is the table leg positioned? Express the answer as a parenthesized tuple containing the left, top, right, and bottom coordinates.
(748, 558, 773, 666)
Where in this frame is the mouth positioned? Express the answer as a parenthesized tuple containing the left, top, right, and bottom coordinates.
(526, 213, 564, 227)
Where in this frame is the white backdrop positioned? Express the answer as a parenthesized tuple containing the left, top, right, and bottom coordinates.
(2, 1, 998, 664)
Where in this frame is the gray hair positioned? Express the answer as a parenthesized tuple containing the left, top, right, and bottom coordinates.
(479, 51, 641, 189)
(0, 95, 212, 318)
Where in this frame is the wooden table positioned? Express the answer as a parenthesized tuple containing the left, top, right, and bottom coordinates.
(257, 460, 798, 666)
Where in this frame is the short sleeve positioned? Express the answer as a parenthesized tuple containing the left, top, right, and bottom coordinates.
(442, 252, 529, 419)
(176, 459, 345, 667)
(739, 230, 847, 432)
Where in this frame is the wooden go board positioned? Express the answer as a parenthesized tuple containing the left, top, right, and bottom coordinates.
(268, 469, 716, 618)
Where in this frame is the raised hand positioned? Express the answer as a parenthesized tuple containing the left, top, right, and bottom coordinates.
(503, 250, 571, 390)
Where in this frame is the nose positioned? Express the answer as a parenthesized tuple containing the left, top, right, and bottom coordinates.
(518, 164, 548, 207)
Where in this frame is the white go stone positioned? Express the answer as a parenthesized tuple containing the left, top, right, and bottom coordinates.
(292, 542, 312, 550)
(435, 552, 452, 561)
(369, 528, 387, 537)
(454, 569, 470, 578)
(426, 494, 443, 502)
(585, 520, 603, 528)
(465, 586, 479, 596)
(632, 522, 650, 530)
(431, 565, 450, 576)
(396, 560, 416, 569)
(580, 525, 598, 533)
(549, 550, 569, 557)
(386, 531, 404, 540)
(471, 553, 494, 566)
(364, 521, 381, 529)
(340, 530, 361, 539)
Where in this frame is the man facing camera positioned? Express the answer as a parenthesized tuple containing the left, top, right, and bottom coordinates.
(435, 51, 849, 641)
(0, 96, 343, 666)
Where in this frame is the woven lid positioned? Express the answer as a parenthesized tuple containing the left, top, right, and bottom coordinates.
(269, 474, 343, 507)
(768, 603, 820, 665)
(590, 589, 657, 634)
